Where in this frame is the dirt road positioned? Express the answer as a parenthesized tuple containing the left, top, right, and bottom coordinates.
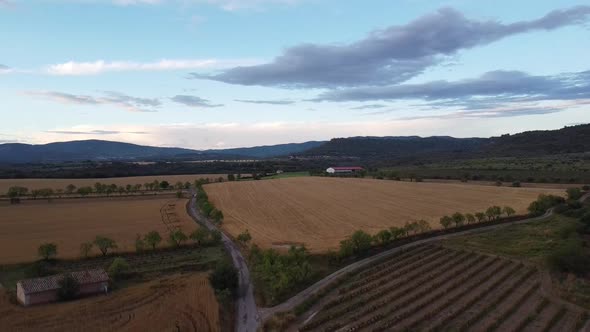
(187, 192, 260, 332)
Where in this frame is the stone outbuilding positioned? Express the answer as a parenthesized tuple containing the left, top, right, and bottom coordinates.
(16, 269, 109, 306)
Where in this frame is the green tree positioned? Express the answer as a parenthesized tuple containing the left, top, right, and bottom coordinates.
(38, 243, 57, 260)
(94, 236, 117, 256)
(452, 212, 466, 227)
(566, 188, 583, 201)
(374, 229, 392, 245)
(211, 209, 224, 225)
(168, 229, 188, 247)
(210, 230, 223, 245)
(57, 274, 80, 301)
(77, 186, 93, 197)
(134, 234, 146, 252)
(160, 180, 170, 190)
(503, 206, 516, 217)
(80, 242, 93, 258)
(465, 213, 476, 224)
(340, 230, 373, 257)
(237, 229, 252, 246)
(417, 219, 431, 233)
(7, 186, 28, 198)
(475, 212, 486, 222)
(144, 231, 162, 250)
(486, 206, 502, 221)
(190, 228, 210, 246)
(440, 216, 453, 229)
(389, 226, 406, 239)
(228, 174, 236, 181)
(108, 257, 130, 281)
(65, 184, 76, 194)
(209, 261, 239, 297)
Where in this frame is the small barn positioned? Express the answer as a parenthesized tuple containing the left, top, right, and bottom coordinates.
(16, 269, 109, 306)
(326, 166, 364, 174)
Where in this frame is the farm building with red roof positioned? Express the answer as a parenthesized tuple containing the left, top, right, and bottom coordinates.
(16, 269, 109, 306)
(326, 166, 364, 174)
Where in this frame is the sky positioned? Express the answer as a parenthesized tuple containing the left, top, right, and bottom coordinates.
(1, 0, 589, 149)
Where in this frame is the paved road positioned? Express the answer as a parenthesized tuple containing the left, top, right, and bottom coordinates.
(259, 207, 563, 321)
(187, 192, 260, 332)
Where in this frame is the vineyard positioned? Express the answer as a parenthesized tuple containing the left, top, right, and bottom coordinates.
(295, 244, 588, 332)
(0, 273, 220, 332)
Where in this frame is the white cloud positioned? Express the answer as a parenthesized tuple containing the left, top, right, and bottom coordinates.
(25, 90, 161, 113)
(46, 58, 261, 75)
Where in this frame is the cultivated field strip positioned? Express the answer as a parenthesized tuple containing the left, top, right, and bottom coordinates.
(0, 274, 220, 332)
(300, 244, 586, 332)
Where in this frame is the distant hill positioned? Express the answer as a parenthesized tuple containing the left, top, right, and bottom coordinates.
(0, 139, 326, 163)
(301, 124, 590, 162)
(206, 141, 325, 158)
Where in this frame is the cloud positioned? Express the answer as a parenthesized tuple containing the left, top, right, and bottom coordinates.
(108, 0, 302, 10)
(45, 129, 148, 135)
(350, 104, 388, 110)
(46, 58, 260, 76)
(170, 95, 223, 108)
(313, 69, 590, 104)
(234, 99, 295, 105)
(26, 91, 161, 112)
(193, 6, 590, 88)
(0, 64, 11, 74)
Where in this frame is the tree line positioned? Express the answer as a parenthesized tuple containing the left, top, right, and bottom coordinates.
(337, 190, 577, 259)
(5, 179, 196, 202)
(36, 227, 222, 261)
(194, 181, 224, 225)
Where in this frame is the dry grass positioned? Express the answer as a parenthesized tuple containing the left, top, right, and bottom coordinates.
(205, 177, 564, 252)
(0, 196, 197, 264)
(0, 174, 226, 193)
(0, 273, 220, 332)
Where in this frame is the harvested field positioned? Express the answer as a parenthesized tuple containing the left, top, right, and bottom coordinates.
(205, 177, 563, 252)
(0, 196, 197, 264)
(0, 273, 220, 332)
(296, 244, 586, 332)
(0, 174, 226, 193)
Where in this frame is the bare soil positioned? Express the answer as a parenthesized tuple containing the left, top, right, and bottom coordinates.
(205, 177, 563, 252)
(0, 196, 197, 264)
(0, 273, 220, 332)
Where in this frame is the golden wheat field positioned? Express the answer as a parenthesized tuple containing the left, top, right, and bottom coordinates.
(205, 177, 565, 252)
(0, 174, 226, 193)
(0, 197, 196, 264)
(0, 273, 220, 332)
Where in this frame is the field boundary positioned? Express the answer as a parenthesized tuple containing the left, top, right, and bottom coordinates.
(258, 204, 569, 322)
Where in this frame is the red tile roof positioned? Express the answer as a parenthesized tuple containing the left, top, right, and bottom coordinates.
(331, 166, 364, 170)
(18, 269, 109, 295)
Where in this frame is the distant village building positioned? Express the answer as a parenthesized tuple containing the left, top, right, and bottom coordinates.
(326, 166, 364, 174)
(17, 269, 109, 306)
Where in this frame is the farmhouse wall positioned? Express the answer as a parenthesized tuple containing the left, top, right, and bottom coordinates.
(28, 290, 59, 306)
(79, 282, 108, 295)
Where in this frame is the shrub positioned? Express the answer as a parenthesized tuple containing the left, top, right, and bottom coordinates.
(547, 240, 590, 275)
(528, 194, 566, 216)
(209, 261, 238, 298)
(567, 188, 583, 201)
(108, 257, 130, 281)
(25, 261, 52, 278)
(38, 243, 58, 261)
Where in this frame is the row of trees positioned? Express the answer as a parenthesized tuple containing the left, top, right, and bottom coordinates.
(195, 183, 224, 225)
(37, 227, 223, 261)
(6, 180, 195, 200)
(439, 206, 515, 229)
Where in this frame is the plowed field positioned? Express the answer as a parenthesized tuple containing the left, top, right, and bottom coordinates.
(205, 177, 563, 252)
(0, 273, 220, 332)
(0, 197, 196, 264)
